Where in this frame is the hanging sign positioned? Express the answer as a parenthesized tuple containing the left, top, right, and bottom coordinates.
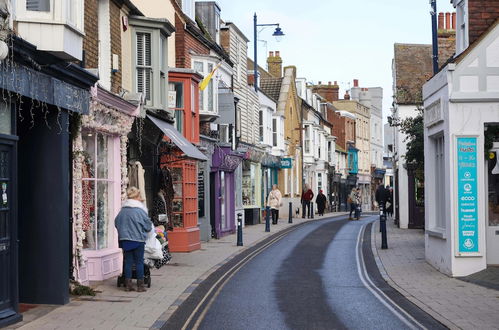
(280, 158, 292, 169)
(456, 137, 479, 254)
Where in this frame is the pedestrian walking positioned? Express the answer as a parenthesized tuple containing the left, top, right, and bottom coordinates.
(115, 187, 153, 292)
(267, 184, 282, 224)
(348, 188, 357, 220)
(386, 186, 394, 218)
(375, 184, 389, 213)
(316, 190, 327, 216)
(354, 188, 362, 220)
(301, 184, 314, 218)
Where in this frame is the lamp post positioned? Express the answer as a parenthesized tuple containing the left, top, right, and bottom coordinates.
(253, 13, 285, 92)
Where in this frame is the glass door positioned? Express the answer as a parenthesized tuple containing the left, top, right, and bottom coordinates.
(220, 171, 226, 231)
(486, 143, 499, 265)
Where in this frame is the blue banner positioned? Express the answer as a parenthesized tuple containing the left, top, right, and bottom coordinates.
(457, 137, 479, 253)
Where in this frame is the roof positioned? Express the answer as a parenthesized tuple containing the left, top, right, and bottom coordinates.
(393, 43, 433, 105)
(247, 58, 274, 80)
(260, 77, 283, 102)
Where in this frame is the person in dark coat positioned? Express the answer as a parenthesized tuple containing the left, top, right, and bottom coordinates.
(316, 190, 327, 216)
(386, 186, 394, 218)
(301, 184, 314, 218)
(375, 184, 389, 214)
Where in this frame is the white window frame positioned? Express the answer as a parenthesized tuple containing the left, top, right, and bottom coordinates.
(456, 0, 469, 55)
(182, 0, 195, 21)
(131, 21, 170, 110)
(434, 135, 446, 230)
(192, 58, 219, 115)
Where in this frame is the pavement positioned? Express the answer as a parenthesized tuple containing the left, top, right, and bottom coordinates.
(6, 213, 344, 330)
(371, 218, 499, 330)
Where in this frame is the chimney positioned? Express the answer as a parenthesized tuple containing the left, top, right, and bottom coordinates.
(451, 12, 456, 30)
(438, 11, 456, 68)
(438, 13, 444, 30)
(344, 91, 350, 100)
(267, 51, 282, 78)
(353, 79, 359, 87)
(312, 80, 339, 102)
(275, 51, 280, 57)
(445, 12, 451, 30)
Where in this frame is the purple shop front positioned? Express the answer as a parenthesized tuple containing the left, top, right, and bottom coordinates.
(210, 146, 242, 238)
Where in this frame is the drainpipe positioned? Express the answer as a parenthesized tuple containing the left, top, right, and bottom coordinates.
(431, 0, 439, 74)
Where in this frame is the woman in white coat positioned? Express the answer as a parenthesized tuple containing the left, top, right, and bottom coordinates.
(267, 184, 282, 225)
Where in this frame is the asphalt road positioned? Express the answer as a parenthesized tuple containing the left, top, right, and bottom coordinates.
(164, 215, 447, 330)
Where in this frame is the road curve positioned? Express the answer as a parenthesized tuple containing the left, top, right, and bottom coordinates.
(164, 215, 446, 330)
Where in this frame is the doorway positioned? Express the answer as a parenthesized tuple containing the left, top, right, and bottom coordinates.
(486, 141, 499, 265)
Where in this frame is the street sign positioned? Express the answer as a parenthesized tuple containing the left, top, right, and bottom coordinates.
(456, 137, 479, 254)
(280, 158, 292, 169)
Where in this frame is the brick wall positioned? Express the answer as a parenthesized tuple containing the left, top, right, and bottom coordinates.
(83, 0, 99, 69)
(267, 51, 282, 78)
(110, 0, 122, 94)
(330, 111, 346, 150)
(175, 14, 210, 68)
(220, 28, 230, 52)
(468, 0, 499, 45)
(313, 81, 339, 103)
(438, 31, 455, 67)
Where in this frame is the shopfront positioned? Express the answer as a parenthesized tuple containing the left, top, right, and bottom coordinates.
(242, 148, 263, 225)
(210, 146, 242, 238)
(0, 36, 98, 326)
(422, 21, 499, 276)
(74, 86, 137, 284)
(261, 154, 280, 209)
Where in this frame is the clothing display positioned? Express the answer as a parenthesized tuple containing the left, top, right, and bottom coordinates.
(128, 161, 147, 205)
(151, 191, 169, 227)
(81, 162, 93, 232)
(158, 168, 174, 227)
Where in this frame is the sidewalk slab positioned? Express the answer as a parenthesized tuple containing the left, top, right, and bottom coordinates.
(371, 219, 499, 330)
(7, 213, 346, 330)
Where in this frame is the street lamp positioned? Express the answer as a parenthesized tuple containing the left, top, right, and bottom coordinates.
(253, 13, 285, 92)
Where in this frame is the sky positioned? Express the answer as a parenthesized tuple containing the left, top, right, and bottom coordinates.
(213, 0, 456, 122)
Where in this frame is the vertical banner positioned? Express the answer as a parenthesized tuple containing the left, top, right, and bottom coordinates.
(456, 137, 479, 253)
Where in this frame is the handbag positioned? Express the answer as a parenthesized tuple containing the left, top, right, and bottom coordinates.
(145, 228, 163, 260)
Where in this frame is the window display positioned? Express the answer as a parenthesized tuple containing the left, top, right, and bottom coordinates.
(82, 131, 114, 250)
(171, 167, 184, 227)
(242, 162, 257, 206)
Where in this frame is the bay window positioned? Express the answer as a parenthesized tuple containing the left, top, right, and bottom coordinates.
(272, 118, 277, 147)
(131, 17, 174, 110)
(82, 131, 116, 250)
(304, 125, 310, 154)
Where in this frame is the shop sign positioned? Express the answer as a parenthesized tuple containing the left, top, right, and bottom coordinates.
(280, 158, 292, 169)
(456, 137, 479, 254)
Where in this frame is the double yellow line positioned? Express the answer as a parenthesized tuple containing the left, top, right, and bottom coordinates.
(180, 224, 306, 330)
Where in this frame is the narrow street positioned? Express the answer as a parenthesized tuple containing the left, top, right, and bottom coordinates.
(165, 216, 446, 330)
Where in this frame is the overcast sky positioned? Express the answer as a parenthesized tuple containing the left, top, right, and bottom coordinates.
(213, 0, 455, 121)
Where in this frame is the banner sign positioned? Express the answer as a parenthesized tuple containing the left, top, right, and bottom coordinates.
(457, 137, 479, 253)
(280, 158, 292, 169)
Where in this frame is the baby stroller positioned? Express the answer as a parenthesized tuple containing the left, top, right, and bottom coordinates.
(116, 252, 152, 288)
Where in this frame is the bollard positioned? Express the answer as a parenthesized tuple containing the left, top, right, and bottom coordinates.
(311, 203, 314, 219)
(237, 213, 243, 246)
(265, 206, 270, 232)
(380, 204, 388, 249)
(288, 202, 293, 224)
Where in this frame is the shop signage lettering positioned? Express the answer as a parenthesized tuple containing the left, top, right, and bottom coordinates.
(457, 137, 479, 253)
(280, 158, 292, 169)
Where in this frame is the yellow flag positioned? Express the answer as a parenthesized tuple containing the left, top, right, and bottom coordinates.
(199, 62, 222, 91)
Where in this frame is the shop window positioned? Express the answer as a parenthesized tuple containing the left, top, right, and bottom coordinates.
(304, 125, 310, 154)
(242, 162, 257, 206)
(169, 82, 184, 135)
(82, 131, 115, 250)
(434, 135, 446, 229)
(318, 173, 322, 190)
(0, 101, 12, 135)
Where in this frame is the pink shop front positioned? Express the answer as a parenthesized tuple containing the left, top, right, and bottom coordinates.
(72, 85, 138, 284)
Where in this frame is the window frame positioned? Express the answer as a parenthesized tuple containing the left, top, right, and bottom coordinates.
(192, 58, 219, 115)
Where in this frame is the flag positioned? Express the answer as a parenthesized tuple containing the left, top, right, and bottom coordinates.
(199, 62, 222, 91)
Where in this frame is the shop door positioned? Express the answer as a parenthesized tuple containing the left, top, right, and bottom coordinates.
(486, 145, 499, 265)
(0, 141, 17, 319)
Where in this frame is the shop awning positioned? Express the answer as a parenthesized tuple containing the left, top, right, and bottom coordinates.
(147, 115, 208, 161)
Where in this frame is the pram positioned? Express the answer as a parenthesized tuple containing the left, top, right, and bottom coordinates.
(116, 252, 152, 288)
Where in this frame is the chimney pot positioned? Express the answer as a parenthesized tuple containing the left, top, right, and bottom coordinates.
(269, 51, 274, 57)
(275, 51, 280, 57)
(438, 12, 444, 30)
(328, 81, 331, 85)
(445, 12, 451, 30)
(353, 79, 359, 87)
(451, 12, 456, 30)
(334, 81, 337, 85)
(318, 81, 322, 85)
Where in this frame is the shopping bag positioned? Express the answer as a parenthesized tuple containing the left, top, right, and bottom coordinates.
(145, 228, 163, 260)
